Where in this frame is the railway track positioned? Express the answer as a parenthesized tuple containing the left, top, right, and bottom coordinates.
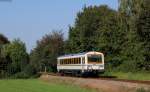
(40, 72, 150, 85)
(97, 77, 150, 85)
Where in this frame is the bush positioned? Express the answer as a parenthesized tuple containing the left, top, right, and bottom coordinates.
(9, 64, 40, 79)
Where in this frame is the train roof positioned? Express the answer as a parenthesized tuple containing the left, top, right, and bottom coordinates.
(57, 51, 103, 59)
(58, 52, 87, 58)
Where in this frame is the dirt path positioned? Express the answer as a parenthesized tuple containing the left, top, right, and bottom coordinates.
(40, 75, 150, 92)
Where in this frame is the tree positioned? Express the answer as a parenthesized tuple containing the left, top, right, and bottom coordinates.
(30, 30, 64, 72)
(68, 5, 118, 53)
(118, 0, 150, 71)
(0, 34, 10, 78)
(119, 0, 143, 16)
(2, 39, 29, 75)
(0, 34, 9, 45)
(136, 0, 150, 70)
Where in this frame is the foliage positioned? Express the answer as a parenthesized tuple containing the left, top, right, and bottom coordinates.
(0, 0, 150, 78)
(30, 30, 64, 72)
(66, 0, 150, 72)
(0, 39, 30, 78)
(0, 34, 10, 78)
(68, 5, 117, 53)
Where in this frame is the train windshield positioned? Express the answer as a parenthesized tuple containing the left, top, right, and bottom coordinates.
(88, 54, 102, 63)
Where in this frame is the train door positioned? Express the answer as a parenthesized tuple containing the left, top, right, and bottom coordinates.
(81, 57, 85, 72)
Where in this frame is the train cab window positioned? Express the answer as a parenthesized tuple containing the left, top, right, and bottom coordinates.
(88, 54, 102, 63)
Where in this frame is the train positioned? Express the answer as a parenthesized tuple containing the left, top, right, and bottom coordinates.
(57, 51, 104, 76)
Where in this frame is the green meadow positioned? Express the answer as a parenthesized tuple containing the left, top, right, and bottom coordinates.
(0, 79, 95, 92)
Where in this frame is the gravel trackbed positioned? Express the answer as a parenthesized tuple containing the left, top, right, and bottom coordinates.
(40, 74, 150, 92)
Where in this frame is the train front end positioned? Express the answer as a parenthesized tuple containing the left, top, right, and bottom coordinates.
(83, 52, 104, 74)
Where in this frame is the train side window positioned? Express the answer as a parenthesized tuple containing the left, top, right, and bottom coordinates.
(70, 59, 71, 64)
(71, 58, 73, 64)
(73, 58, 74, 64)
(75, 58, 76, 64)
(79, 58, 81, 64)
(63, 59, 64, 64)
(60, 59, 61, 64)
(67, 59, 68, 64)
(77, 58, 79, 64)
(72, 58, 76, 64)
(65, 59, 68, 64)
(70, 58, 72, 64)
(65, 59, 67, 64)
(76, 58, 77, 64)
(66, 59, 67, 64)
(61, 59, 63, 64)
(62, 59, 64, 64)
(79, 58, 80, 64)
(68, 59, 70, 64)
(74, 58, 76, 64)
(72, 58, 74, 64)
(67, 59, 69, 64)
(64, 59, 66, 64)
(82, 57, 85, 64)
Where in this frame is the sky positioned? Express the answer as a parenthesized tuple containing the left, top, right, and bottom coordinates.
(0, 0, 118, 52)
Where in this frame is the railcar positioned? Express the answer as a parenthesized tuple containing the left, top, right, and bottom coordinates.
(57, 51, 104, 76)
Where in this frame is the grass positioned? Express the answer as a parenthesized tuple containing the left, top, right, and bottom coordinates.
(136, 88, 150, 92)
(0, 79, 96, 92)
(102, 71, 150, 81)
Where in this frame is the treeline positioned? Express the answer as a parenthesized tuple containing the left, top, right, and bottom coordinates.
(65, 0, 150, 72)
(0, 0, 150, 78)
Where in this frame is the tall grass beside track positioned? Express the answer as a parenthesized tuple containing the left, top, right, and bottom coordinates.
(102, 71, 150, 81)
(0, 79, 96, 92)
